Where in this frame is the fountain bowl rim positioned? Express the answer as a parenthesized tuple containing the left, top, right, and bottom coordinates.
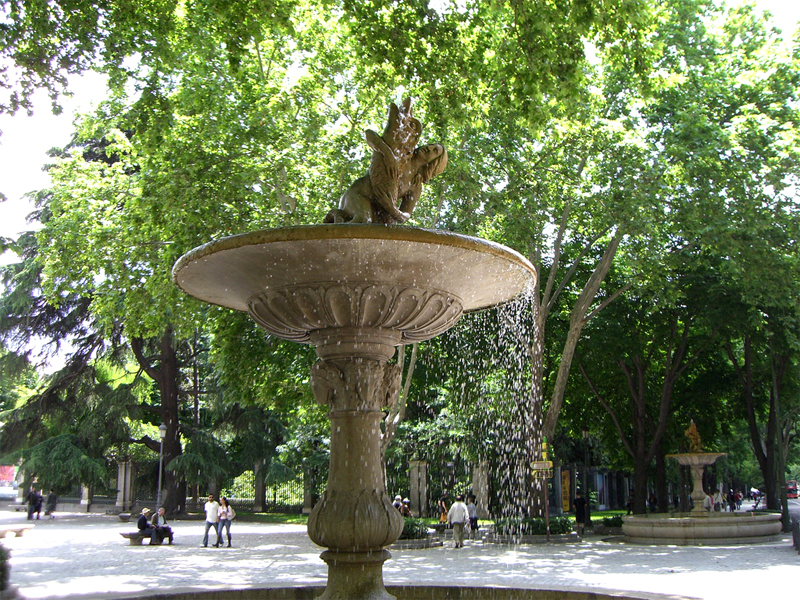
(171, 224, 537, 316)
(172, 224, 535, 279)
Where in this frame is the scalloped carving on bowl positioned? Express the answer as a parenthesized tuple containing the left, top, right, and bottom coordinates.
(248, 283, 463, 343)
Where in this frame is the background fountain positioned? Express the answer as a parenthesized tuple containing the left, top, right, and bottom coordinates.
(622, 421, 781, 545)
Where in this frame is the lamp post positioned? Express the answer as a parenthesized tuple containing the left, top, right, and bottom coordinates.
(582, 427, 591, 526)
(156, 423, 167, 509)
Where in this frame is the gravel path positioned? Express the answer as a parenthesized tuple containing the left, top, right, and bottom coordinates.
(1, 509, 797, 600)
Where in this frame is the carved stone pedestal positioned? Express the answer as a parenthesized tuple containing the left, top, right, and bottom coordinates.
(316, 550, 393, 600)
(307, 349, 404, 600)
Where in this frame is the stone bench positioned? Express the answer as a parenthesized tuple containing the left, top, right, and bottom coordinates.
(0, 525, 33, 538)
(120, 531, 171, 546)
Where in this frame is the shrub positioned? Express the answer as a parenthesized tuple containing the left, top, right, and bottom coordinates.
(399, 517, 429, 540)
(602, 515, 624, 528)
(494, 516, 573, 536)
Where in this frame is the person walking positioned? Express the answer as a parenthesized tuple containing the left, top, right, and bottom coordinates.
(447, 494, 469, 548)
(202, 494, 220, 548)
(216, 496, 236, 548)
(25, 487, 37, 521)
(438, 494, 449, 523)
(466, 494, 479, 540)
(572, 490, 588, 538)
(33, 489, 43, 520)
(712, 488, 724, 512)
(45, 489, 57, 518)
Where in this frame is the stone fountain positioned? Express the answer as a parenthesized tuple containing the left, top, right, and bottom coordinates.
(622, 421, 780, 545)
(668, 421, 726, 515)
(173, 99, 539, 600)
(171, 99, 705, 600)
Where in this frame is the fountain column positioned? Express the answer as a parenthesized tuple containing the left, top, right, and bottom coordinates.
(306, 327, 404, 600)
(686, 462, 709, 514)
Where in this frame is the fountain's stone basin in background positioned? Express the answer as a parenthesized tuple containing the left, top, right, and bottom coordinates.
(89, 585, 694, 600)
(622, 512, 782, 545)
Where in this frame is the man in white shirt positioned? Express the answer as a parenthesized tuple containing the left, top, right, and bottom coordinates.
(202, 494, 220, 547)
(447, 494, 470, 548)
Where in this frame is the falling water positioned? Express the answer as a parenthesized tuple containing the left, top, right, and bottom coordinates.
(403, 282, 544, 528)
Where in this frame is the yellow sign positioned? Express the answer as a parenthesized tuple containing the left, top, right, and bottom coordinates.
(561, 469, 571, 512)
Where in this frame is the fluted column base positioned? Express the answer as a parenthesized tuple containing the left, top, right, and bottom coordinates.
(316, 550, 395, 600)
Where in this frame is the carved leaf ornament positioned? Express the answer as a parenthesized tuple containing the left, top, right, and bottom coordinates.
(247, 282, 463, 343)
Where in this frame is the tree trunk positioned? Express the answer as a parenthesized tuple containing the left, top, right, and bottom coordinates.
(131, 328, 186, 514)
(632, 460, 649, 515)
(728, 336, 783, 511)
(254, 460, 266, 512)
(543, 231, 624, 439)
(654, 444, 669, 513)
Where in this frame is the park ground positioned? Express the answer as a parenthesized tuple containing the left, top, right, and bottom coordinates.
(1, 501, 799, 600)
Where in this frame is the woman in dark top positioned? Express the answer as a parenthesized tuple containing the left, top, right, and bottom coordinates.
(572, 491, 587, 538)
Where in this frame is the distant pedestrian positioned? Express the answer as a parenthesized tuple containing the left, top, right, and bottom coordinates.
(648, 493, 657, 513)
(447, 494, 469, 548)
(703, 491, 713, 512)
(202, 494, 220, 548)
(712, 489, 723, 512)
(625, 490, 634, 515)
(393, 495, 403, 511)
(400, 498, 412, 518)
(34, 489, 42, 519)
(466, 494, 478, 539)
(216, 496, 235, 548)
(45, 489, 57, 518)
(573, 490, 588, 538)
(727, 489, 736, 513)
(438, 494, 449, 523)
(25, 487, 37, 521)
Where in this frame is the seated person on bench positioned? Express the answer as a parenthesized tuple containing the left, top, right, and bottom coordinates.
(137, 508, 159, 545)
(152, 507, 173, 544)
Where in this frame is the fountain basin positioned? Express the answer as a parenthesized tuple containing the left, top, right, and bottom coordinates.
(172, 224, 535, 345)
(622, 512, 781, 545)
(666, 452, 726, 467)
(81, 585, 695, 600)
